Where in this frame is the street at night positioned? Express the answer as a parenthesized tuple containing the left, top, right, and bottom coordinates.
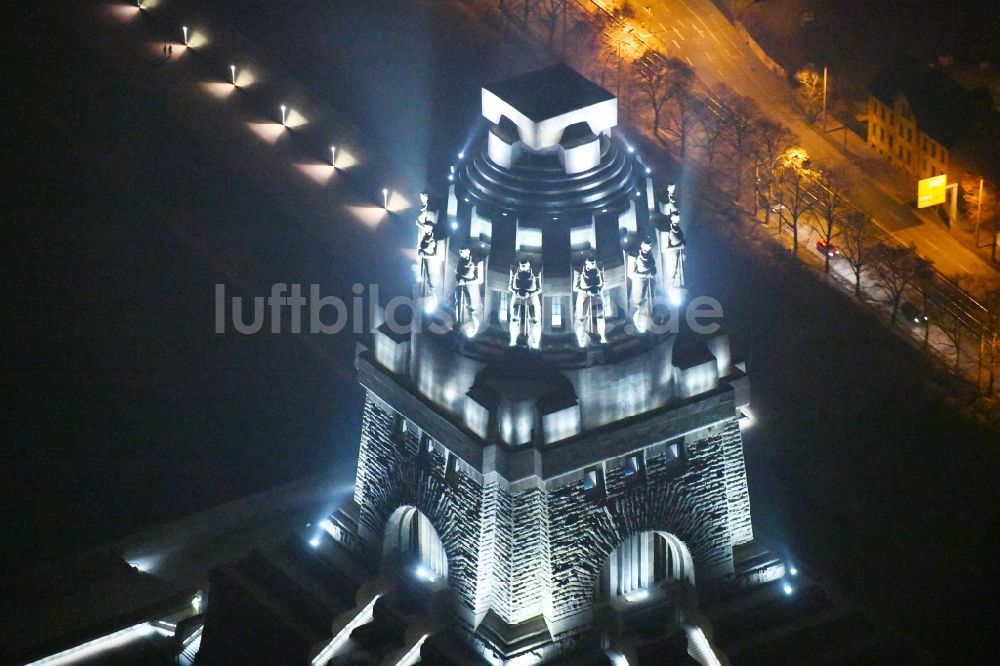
(3, 1, 999, 664)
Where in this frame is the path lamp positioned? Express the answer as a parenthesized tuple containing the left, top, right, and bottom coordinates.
(331, 145, 337, 167)
(382, 188, 389, 210)
(231, 64, 236, 86)
(182, 26, 188, 46)
(280, 104, 287, 126)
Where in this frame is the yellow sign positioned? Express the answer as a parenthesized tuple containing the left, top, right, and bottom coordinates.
(918, 174, 947, 208)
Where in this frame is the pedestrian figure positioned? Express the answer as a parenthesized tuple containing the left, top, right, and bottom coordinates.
(162, 44, 167, 56)
(168, 44, 173, 57)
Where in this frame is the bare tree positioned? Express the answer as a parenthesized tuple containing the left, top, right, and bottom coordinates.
(529, 0, 567, 49)
(813, 167, 848, 274)
(565, 12, 609, 80)
(659, 60, 697, 158)
(981, 292, 1000, 394)
(695, 88, 731, 176)
(929, 299, 965, 369)
(631, 53, 695, 153)
(631, 50, 671, 143)
(716, 86, 764, 203)
(870, 244, 933, 324)
(752, 118, 794, 222)
(839, 210, 881, 298)
(794, 66, 824, 122)
(960, 175, 999, 245)
(773, 149, 817, 254)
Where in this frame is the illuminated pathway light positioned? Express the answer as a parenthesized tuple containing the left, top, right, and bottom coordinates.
(309, 536, 321, 548)
(782, 581, 794, 596)
(330, 145, 337, 167)
(280, 104, 287, 127)
(382, 188, 389, 209)
(182, 25, 188, 46)
(230, 64, 236, 85)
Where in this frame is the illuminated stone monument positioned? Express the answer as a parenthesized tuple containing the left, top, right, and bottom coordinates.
(346, 64, 759, 664)
(194, 64, 769, 666)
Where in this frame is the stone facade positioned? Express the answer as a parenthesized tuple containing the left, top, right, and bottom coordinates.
(353, 375, 752, 647)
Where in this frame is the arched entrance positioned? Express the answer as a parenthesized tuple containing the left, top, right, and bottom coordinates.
(382, 506, 448, 581)
(593, 531, 694, 602)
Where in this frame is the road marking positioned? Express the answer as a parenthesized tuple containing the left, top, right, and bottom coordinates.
(672, 39, 681, 50)
(924, 239, 939, 250)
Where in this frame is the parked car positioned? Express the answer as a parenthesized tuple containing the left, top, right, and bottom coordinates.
(816, 239, 840, 257)
(899, 301, 929, 325)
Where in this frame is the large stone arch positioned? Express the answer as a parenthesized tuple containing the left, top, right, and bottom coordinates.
(577, 487, 723, 604)
(355, 396, 483, 616)
(546, 465, 732, 632)
(382, 505, 449, 581)
(592, 530, 695, 602)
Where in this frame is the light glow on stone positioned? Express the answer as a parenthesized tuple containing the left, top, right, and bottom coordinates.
(26, 624, 168, 666)
(310, 595, 381, 665)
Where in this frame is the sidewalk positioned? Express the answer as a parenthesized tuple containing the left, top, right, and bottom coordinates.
(637, 0, 999, 295)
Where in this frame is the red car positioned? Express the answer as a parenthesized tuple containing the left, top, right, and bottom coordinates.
(816, 239, 840, 257)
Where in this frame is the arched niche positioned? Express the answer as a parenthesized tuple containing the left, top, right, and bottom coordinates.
(593, 531, 695, 602)
(382, 505, 449, 582)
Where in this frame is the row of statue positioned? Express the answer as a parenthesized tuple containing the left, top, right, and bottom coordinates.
(415, 190, 683, 349)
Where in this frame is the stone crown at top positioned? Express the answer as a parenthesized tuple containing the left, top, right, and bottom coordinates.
(482, 64, 618, 152)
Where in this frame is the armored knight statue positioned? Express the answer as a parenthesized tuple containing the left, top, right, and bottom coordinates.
(573, 256, 607, 346)
(661, 183, 679, 218)
(508, 257, 542, 349)
(416, 192, 441, 306)
(627, 238, 658, 333)
(453, 247, 482, 338)
(664, 214, 685, 290)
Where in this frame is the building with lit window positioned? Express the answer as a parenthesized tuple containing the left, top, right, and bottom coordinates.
(866, 57, 992, 184)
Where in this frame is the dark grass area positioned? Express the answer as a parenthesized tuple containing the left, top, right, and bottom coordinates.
(685, 198, 1000, 659)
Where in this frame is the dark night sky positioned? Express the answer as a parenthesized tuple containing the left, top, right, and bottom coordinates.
(1, 0, 513, 572)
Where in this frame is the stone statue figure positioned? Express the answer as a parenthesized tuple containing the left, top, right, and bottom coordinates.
(627, 239, 657, 333)
(416, 196, 440, 303)
(508, 258, 541, 349)
(661, 183, 678, 219)
(453, 247, 482, 338)
(574, 256, 607, 346)
(664, 216, 685, 289)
